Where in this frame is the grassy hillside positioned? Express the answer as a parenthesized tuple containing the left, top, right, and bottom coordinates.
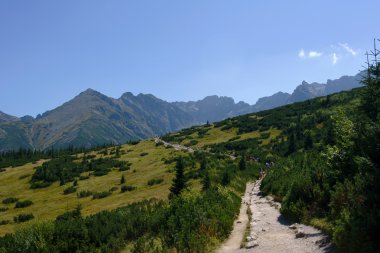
(0, 140, 194, 235)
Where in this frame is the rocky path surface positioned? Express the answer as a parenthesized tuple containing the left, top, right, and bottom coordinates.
(154, 137, 195, 153)
(217, 180, 332, 253)
(217, 182, 255, 253)
(154, 137, 236, 160)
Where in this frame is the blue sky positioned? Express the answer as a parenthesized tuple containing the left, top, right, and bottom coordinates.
(0, 0, 379, 117)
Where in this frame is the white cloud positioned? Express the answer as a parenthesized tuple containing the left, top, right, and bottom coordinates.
(332, 53, 338, 64)
(298, 49, 305, 58)
(308, 51, 323, 58)
(339, 43, 357, 56)
(298, 49, 322, 59)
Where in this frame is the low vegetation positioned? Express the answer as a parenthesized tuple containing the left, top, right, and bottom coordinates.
(14, 200, 33, 209)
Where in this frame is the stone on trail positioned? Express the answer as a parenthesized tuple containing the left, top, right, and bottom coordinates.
(295, 229, 306, 238)
(289, 223, 298, 230)
(245, 241, 259, 249)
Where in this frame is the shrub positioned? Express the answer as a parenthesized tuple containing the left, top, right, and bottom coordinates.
(15, 200, 33, 208)
(121, 185, 136, 192)
(18, 174, 30, 180)
(30, 181, 52, 189)
(79, 175, 90, 180)
(14, 213, 34, 223)
(140, 152, 148, 157)
(93, 170, 108, 176)
(2, 197, 18, 204)
(77, 190, 93, 198)
(109, 186, 119, 192)
(185, 140, 198, 146)
(119, 165, 130, 171)
(260, 132, 270, 139)
(0, 207, 9, 212)
(0, 220, 10, 225)
(63, 186, 77, 195)
(92, 191, 112, 199)
(147, 178, 164, 186)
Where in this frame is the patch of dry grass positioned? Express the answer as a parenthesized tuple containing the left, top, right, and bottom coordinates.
(0, 140, 179, 235)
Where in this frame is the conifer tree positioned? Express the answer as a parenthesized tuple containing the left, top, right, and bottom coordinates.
(120, 175, 126, 184)
(170, 157, 186, 196)
(202, 170, 210, 190)
(221, 170, 230, 186)
(239, 154, 246, 170)
(200, 159, 207, 171)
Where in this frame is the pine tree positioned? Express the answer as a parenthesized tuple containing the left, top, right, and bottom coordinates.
(202, 170, 210, 190)
(120, 175, 126, 184)
(170, 157, 186, 196)
(200, 159, 207, 171)
(304, 130, 313, 149)
(221, 170, 230, 186)
(287, 132, 296, 155)
(239, 154, 246, 170)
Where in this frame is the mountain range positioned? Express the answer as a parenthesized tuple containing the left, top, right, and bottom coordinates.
(0, 72, 363, 151)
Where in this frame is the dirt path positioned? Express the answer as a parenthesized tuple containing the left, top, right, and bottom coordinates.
(217, 182, 255, 253)
(154, 137, 195, 153)
(154, 137, 236, 160)
(217, 180, 332, 253)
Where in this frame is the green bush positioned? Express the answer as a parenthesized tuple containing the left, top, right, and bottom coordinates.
(63, 186, 77, 195)
(0, 220, 10, 226)
(92, 191, 112, 199)
(14, 213, 34, 223)
(79, 175, 90, 180)
(2, 197, 18, 204)
(77, 190, 93, 198)
(30, 181, 52, 189)
(15, 200, 33, 209)
(260, 132, 270, 139)
(109, 186, 119, 192)
(121, 185, 136, 192)
(147, 178, 164, 186)
(118, 165, 130, 171)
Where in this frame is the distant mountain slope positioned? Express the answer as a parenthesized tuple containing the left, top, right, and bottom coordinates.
(173, 95, 252, 123)
(0, 89, 197, 151)
(0, 72, 363, 151)
(254, 72, 363, 110)
(252, 92, 291, 112)
(0, 111, 18, 123)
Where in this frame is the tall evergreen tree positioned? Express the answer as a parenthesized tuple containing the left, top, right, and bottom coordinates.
(303, 130, 313, 149)
(202, 170, 210, 191)
(221, 170, 230, 186)
(170, 157, 186, 196)
(200, 159, 207, 171)
(120, 175, 126, 184)
(239, 155, 246, 170)
(287, 132, 296, 155)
